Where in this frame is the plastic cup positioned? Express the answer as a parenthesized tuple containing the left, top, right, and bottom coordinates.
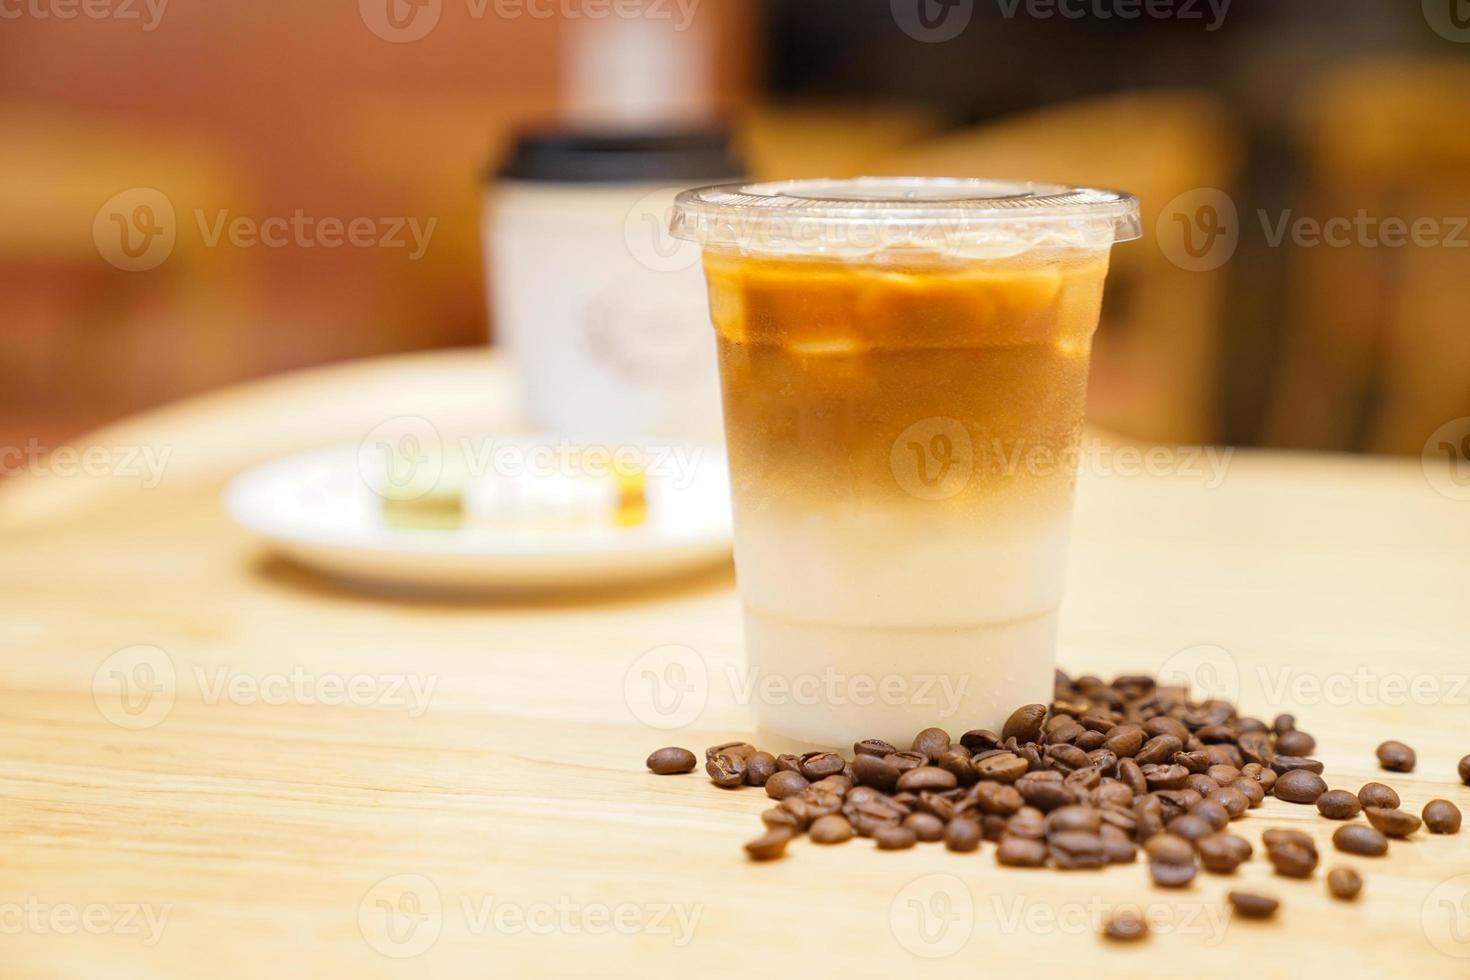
(671, 177, 1140, 747)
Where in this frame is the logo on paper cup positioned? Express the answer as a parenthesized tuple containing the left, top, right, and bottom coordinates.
(1157, 643, 1240, 705)
(1422, 873, 1470, 958)
(94, 188, 176, 272)
(890, 874, 974, 958)
(359, 0, 441, 42)
(1422, 417, 1470, 501)
(359, 416, 445, 502)
(358, 874, 443, 957)
(92, 644, 177, 729)
(891, 417, 973, 500)
(1424, 0, 1470, 42)
(1156, 188, 1238, 272)
(891, 0, 974, 43)
(623, 644, 709, 729)
(624, 187, 702, 274)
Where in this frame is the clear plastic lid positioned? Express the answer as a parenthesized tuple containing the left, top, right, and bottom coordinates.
(670, 176, 1140, 258)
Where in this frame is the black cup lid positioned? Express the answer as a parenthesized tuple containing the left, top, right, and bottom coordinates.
(493, 127, 745, 184)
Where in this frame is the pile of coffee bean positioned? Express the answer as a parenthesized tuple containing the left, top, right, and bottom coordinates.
(645, 671, 1465, 932)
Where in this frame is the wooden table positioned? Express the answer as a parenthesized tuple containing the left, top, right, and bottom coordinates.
(3, 350, 1468, 978)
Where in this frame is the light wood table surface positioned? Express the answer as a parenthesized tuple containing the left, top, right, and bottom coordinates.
(2, 350, 1468, 978)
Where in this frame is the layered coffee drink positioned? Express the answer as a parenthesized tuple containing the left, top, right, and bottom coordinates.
(672, 178, 1139, 746)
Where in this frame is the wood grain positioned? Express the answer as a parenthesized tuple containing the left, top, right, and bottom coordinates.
(1, 354, 1468, 978)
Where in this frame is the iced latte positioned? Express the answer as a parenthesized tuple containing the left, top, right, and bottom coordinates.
(671, 178, 1140, 746)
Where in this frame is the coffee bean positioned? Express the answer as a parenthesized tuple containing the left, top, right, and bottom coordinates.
(1006, 808, 1046, 840)
(1046, 743, 1091, 773)
(1048, 830, 1106, 869)
(1270, 755, 1324, 776)
(854, 738, 897, 758)
(1144, 716, 1191, 742)
(1276, 730, 1315, 756)
(1100, 824, 1137, 864)
(1332, 824, 1388, 856)
(760, 806, 802, 831)
(1143, 764, 1190, 791)
(890, 812, 939, 843)
(707, 742, 756, 762)
(1237, 732, 1274, 767)
(707, 754, 747, 788)
(1424, 799, 1462, 834)
(1191, 800, 1231, 831)
(799, 751, 846, 780)
(764, 770, 810, 800)
(912, 727, 951, 759)
(996, 835, 1048, 866)
(1261, 828, 1314, 852)
(1118, 758, 1147, 796)
(1205, 764, 1242, 785)
(975, 752, 1030, 783)
(944, 818, 982, 852)
(1357, 782, 1399, 810)
(1002, 704, 1047, 743)
(1197, 832, 1252, 874)
(960, 729, 1001, 752)
(1241, 763, 1276, 792)
(850, 754, 900, 792)
(1228, 891, 1279, 919)
(1094, 781, 1134, 808)
(1209, 787, 1250, 819)
(1316, 789, 1361, 820)
(1460, 754, 1470, 786)
(1327, 866, 1362, 900)
(1103, 910, 1149, 942)
(874, 825, 917, 850)
(935, 749, 976, 786)
(1046, 718, 1086, 745)
(884, 750, 927, 773)
(896, 766, 958, 793)
(1375, 740, 1415, 773)
(1103, 725, 1146, 758)
(744, 827, 794, 861)
(1273, 769, 1327, 804)
(646, 746, 697, 774)
(1045, 805, 1101, 835)
(1145, 833, 1195, 865)
(1150, 860, 1197, 888)
(975, 781, 1024, 815)
(809, 814, 854, 844)
(1364, 806, 1421, 837)
(1186, 774, 1221, 797)
(1167, 814, 1214, 841)
(1267, 841, 1318, 878)
(1230, 778, 1265, 808)
(1136, 735, 1184, 766)
(744, 752, 777, 787)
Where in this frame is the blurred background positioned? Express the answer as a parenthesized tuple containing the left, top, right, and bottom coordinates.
(4, 0, 1468, 457)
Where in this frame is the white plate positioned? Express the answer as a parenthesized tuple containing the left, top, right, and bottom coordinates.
(223, 440, 732, 591)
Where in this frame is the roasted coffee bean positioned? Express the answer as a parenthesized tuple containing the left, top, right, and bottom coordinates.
(1206, 744, 1245, 768)
(1143, 716, 1190, 743)
(1316, 790, 1361, 820)
(760, 807, 802, 831)
(1046, 719, 1086, 745)
(1102, 725, 1146, 758)
(911, 727, 951, 759)
(1209, 787, 1250, 820)
(1460, 754, 1470, 785)
(850, 754, 901, 792)
(1230, 778, 1265, 808)
(960, 729, 1001, 752)
(1275, 729, 1316, 757)
(1045, 743, 1092, 774)
(854, 738, 897, 758)
(1094, 780, 1134, 808)
(744, 752, 777, 787)
(1064, 766, 1102, 794)
(1186, 774, 1221, 798)
(1262, 828, 1315, 852)
(913, 791, 953, 823)
(1136, 735, 1184, 766)
(1272, 713, 1295, 734)
(1167, 814, 1215, 842)
(975, 781, 1024, 815)
(1190, 799, 1231, 831)
(1100, 824, 1137, 863)
(874, 825, 917, 850)
(799, 751, 846, 780)
(944, 818, 982, 852)
(1049, 830, 1106, 869)
(1197, 832, 1253, 874)
(1424, 799, 1462, 834)
(1044, 805, 1101, 835)
(1274, 769, 1328, 804)
(1154, 788, 1202, 821)
(996, 835, 1048, 867)
(1150, 860, 1197, 888)
(1237, 731, 1274, 767)
(1174, 750, 1211, 774)
(1016, 772, 1073, 811)
(744, 827, 794, 861)
(1376, 740, 1416, 773)
(707, 741, 757, 763)
(707, 754, 747, 788)
(1327, 866, 1362, 900)
(1357, 782, 1399, 810)
(1332, 824, 1388, 856)
(1142, 764, 1189, 791)
(884, 750, 927, 773)
(978, 813, 1007, 841)
(1267, 842, 1318, 878)
(896, 766, 958, 793)
(775, 753, 802, 773)
(764, 770, 810, 800)
(903, 811, 945, 842)
(1228, 891, 1279, 919)
(809, 814, 854, 844)
(1364, 806, 1421, 837)
(646, 746, 697, 774)
(1119, 758, 1148, 796)
(1006, 808, 1046, 839)
(1103, 910, 1149, 942)
(1205, 764, 1241, 785)
(976, 752, 1030, 784)
(1002, 704, 1047, 743)
(1145, 833, 1195, 865)
(1241, 762, 1276, 792)
(1270, 755, 1324, 776)
(813, 773, 852, 795)
(935, 749, 976, 786)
